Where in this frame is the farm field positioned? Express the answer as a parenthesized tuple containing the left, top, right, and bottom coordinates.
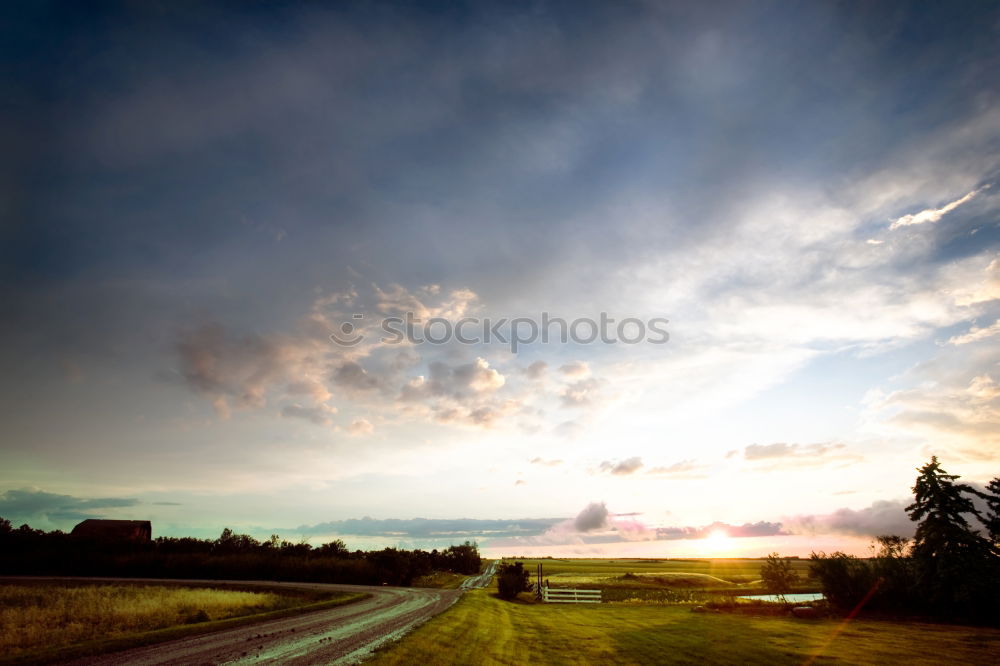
(369, 586, 1000, 665)
(512, 557, 813, 583)
(0, 581, 361, 663)
(510, 557, 818, 603)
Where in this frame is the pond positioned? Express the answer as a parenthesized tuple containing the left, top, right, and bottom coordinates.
(738, 592, 824, 603)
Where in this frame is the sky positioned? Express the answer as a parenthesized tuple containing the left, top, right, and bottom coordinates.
(1, 1, 998, 558)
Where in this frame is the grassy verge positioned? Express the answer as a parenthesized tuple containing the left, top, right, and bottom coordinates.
(0, 581, 366, 665)
(368, 587, 1000, 665)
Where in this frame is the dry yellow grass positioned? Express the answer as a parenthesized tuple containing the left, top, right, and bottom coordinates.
(0, 583, 292, 657)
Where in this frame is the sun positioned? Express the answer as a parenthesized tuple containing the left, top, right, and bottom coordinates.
(702, 529, 732, 554)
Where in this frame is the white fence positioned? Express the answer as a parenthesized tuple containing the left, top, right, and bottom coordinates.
(542, 587, 602, 604)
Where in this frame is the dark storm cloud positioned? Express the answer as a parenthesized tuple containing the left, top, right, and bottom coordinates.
(1, 1, 995, 377)
(293, 515, 562, 540)
(0, 488, 139, 525)
(785, 499, 915, 538)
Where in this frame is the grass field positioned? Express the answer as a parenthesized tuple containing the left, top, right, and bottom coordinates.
(0, 582, 362, 663)
(508, 557, 817, 603)
(512, 557, 814, 584)
(370, 587, 1000, 665)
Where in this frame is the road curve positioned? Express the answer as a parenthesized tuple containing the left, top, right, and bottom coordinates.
(7, 577, 465, 665)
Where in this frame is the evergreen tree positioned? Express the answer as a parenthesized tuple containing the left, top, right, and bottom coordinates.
(981, 477, 1000, 549)
(906, 457, 993, 614)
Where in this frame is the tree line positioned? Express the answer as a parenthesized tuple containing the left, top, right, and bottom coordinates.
(787, 457, 999, 623)
(0, 522, 481, 587)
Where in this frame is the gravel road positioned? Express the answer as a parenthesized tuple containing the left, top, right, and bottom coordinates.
(6, 571, 493, 665)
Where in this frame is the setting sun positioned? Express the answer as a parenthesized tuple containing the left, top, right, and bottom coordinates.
(702, 529, 732, 554)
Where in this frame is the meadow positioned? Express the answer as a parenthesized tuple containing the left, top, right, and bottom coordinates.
(0, 582, 361, 663)
(369, 586, 1000, 665)
(511, 558, 817, 603)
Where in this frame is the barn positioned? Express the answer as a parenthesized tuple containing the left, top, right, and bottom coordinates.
(70, 519, 152, 542)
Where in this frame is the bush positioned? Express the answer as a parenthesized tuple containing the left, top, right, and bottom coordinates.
(496, 562, 532, 600)
(760, 553, 799, 601)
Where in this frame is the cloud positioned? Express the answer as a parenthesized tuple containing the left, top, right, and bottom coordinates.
(554, 420, 584, 438)
(559, 361, 590, 378)
(560, 377, 603, 407)
(373, 284, 478, 320)
(529, 457, 563, 467)
(294, 515, 561, 540)
(281, 403, 336, 426)
(953, 258, 1000, 307)
(743, 442, 850, 462)
(868, 342, 1000, 458)
(573, 502, 610, 531)
(948, 319, 1000, 345)
(785, 499, 914, 538)
(646, 460, 705, 478)
(347, 418, 374, 435)
(655, 521, 787, 540)
(524, 360, 548, 380)
(0, 489, 139, 527)
(597, 457, 644, 476)
(333, 361, 383, 393)
(176, 324, 299, 418)
(400, 358, 505, 401)
(172, 285, 526, 432)
(286, 379, 332, 403)
(889, 186, 987, 230)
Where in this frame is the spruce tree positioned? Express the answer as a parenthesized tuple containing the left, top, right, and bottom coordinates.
(982, 477, 1000, 549)
(906, 457, 992, 614)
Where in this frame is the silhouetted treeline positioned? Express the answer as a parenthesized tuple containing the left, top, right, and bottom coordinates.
(0, 520, 481, 586)
(809, 459, 999, 624)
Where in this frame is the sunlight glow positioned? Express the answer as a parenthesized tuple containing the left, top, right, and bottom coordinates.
(702, 529, 732, 554)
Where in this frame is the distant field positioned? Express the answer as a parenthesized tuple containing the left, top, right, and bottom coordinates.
(0, 582, 361, 663)
(509, 557, 817, 602)
(370, 587, 1000, 665)
(511, 557, 813, 583)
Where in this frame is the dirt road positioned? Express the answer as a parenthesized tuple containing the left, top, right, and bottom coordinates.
(459, 560, 498, 590)
(31, 571, 491, 665)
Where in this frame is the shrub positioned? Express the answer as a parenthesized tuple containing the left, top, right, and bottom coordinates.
(496, 562, 532, 600)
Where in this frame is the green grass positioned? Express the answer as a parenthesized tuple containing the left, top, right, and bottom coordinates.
(510, 557, 818, 602)
(512, 557, 813, 584)
(369, 587, 1000, 665)
(0, 582, 365, 664)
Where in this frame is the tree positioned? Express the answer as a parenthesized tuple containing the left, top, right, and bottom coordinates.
(869, 535, 913, 609)
(496, 561, 532, 600)
(317, 539, 349, 558)
(760, 552, 799, 602)
(443, 541, 482, 575)
(906, 457, 993, 612)
(981, 477, 1000, 549)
